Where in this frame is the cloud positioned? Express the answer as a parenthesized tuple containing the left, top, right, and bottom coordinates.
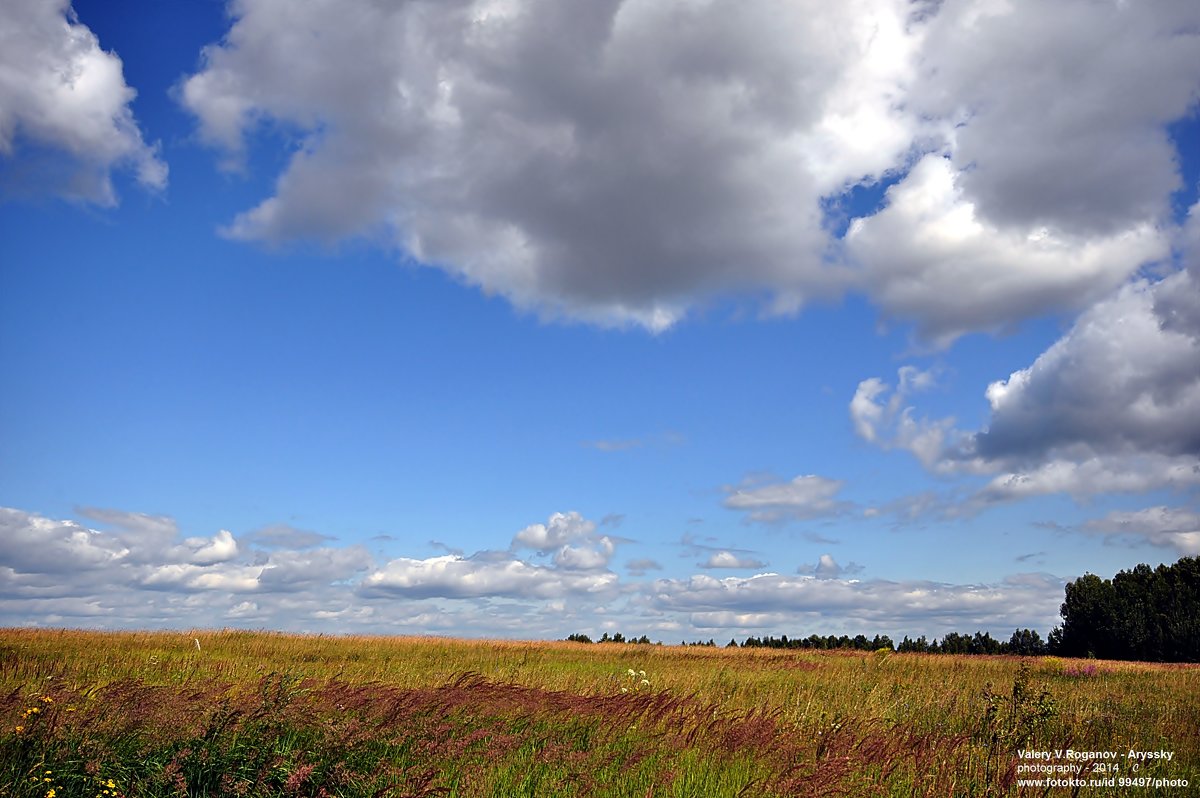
(185, 529, 239, 565)
(676, 531, 761, 561)
(512, 511, 597, 551)
(360, 554, 617, 600)
(797, 554, 863, 579)
(1081, 506, 1200, 556)
(175, 0, 889, 328)
(971, 275, 1200, 465)
(854, 229, 1200, 506)
(624, 558, 662, 576)
(723, 474, 852, 523)
(957, 264, 1200, 504)
(75, 506, 178, 548)
(971, 455, 1200, 507)
(650, 571, 1064, 636)
(1, 504, 1079, 639)
(0, 507, 127, 577)
(246, 523, 336, 549)
(698, 551, 767, 570)
(511, 511, 618, 571)
(909, 0, 1200, 236)
(139, 562, 262, 593)
(183, 0, 911, 329)
(75, 506, 243, 566)
(179, 0, 1199, 337)
(553, 537, 616, 571)
(583, 439, 642, 452)
(256, 546, 374, 592)
(845, 155, 1168, 345)
(0, 0, 166, 204)
(843, 0, 1198, 344)
(849, 366, 954, 470)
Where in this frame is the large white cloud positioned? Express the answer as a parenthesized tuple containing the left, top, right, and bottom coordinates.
(0, 0, 166, 203)
(179, 0, 1199, 335)
(182, 0, 905, 329)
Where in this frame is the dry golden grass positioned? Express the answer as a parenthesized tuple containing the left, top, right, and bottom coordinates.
(1, 628, 1196, 796)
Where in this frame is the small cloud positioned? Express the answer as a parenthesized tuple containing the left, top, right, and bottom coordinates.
(699, 551, 767, 570)
(678, 532, 755, 557)
(247, 523, 335, 549)
(600, 513, 625, 528)
(512, 511, 597, 551)
(723, 474, 852, 524)
(582, 439, 642, 452)
(1081, 506, 1200, 555)
(625, 558, 662, 576)
(185, 529, 239, 565)
(1014, 551, 1045, 563)
(797, 554, 863, 579)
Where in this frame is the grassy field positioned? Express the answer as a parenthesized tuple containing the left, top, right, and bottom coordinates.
(1, 629, 1196, 796)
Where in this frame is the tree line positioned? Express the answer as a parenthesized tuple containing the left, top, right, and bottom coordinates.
(566, 557, 1198, 663)
(1051, 556, 1198, 662)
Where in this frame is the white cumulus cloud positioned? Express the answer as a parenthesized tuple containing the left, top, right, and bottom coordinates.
(178, 0, 1200, 338)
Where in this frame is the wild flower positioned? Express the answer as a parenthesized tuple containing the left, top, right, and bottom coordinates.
(619, 667, 651, 693)
(1063, 662, 1099, 678)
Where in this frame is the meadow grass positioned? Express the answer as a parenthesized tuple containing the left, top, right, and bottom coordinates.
(0, 629, 1196, 796)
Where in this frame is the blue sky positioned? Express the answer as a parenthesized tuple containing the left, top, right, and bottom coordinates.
(2, 0, 1199, 641)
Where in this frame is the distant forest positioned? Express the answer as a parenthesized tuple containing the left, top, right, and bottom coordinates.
(567, 556, 1199, 663)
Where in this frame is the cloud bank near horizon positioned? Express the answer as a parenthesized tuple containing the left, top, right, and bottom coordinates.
(1, 505, 1066, 640)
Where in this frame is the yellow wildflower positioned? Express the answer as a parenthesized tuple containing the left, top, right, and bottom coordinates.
(41, 696, 53, 703)
(14, 725, 23, 733)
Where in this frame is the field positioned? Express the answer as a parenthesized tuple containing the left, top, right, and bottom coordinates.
(1, 630, 1196, 796)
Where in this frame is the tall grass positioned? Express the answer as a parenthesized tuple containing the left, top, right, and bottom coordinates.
(1, 629, 1196, 796)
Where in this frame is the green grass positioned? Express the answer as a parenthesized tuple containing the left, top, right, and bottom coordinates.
(1, 629, 1196, 796)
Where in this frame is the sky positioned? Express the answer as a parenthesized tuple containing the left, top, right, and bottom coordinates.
(2, 0, 1199, 642)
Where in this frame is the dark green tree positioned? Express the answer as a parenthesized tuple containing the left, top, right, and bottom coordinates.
(1054, 557, 1198, 662)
